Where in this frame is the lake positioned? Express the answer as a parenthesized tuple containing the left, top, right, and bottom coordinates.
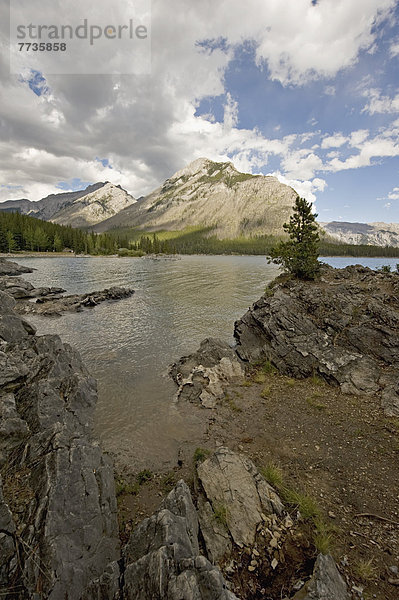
(14, 254, 398, 469)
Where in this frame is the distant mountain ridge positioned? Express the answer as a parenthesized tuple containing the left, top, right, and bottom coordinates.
(0, 182, 136, 228)
(321, 221, 399, 247)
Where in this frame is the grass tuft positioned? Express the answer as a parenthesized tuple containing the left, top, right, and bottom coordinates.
(313, 517, 334, 554)
(281, 488, 321, 520)
(115, 479, 139, 497)
(260, 463, 284, 489)
(261, 360, 277, 375)
(253, 372, 266, 384)
(355, 558, 377, 582)
(213, 502, 229, 527)
(260, 386, 271, 399)
(306, 396, 327, 411)
(240, 379, 253, 387)
(309, 373, 326, 387)
(193, 447, 211, 464)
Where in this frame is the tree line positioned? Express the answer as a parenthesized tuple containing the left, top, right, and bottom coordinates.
(2, 209, 399, 258)
(0, 211, 129, 254)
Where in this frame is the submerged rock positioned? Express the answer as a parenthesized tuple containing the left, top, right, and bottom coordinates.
(234, 265, 399, 416)
(16, 286, 134, 316)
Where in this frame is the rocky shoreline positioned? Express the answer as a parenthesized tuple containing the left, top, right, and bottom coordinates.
(172, 264, 399, 417)
(1, 258, 398, 599)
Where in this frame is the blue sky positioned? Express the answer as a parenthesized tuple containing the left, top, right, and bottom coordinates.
(1, 0, 399, 224)
(202, 20, 399, 222)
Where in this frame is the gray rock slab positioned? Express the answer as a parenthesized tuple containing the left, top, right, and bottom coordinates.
(197, 447, 283, 548)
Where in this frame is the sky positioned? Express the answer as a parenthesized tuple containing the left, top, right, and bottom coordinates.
(1, 0, 399, 223)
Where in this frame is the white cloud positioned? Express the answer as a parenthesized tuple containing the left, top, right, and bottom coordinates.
(390, 42, 399, 57)
(223, 93, 239, 130)
(350, 129, 369, 146)
(362, 88, 399, 114)
(253, 0, 395, 85)
(326, 124, 399, 172)
(281, 150, 324, 180)
(268, 171, 326, 205)
(324, 85, 336, 96)
(0, 0, 397, 206)
(321, 133, 348, 149)
(388, 186, 399, 200)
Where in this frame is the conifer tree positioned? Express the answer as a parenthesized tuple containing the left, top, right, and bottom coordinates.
(268, 196, 320, 280)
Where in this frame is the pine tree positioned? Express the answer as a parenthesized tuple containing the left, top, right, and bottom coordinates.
(268, 196, 320, 280)
(53, 233, 63, 252)
(6, 231, 18, 253)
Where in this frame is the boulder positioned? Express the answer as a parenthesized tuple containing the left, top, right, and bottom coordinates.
(196, 447, 283, 553)
(293, 553, 349, 600)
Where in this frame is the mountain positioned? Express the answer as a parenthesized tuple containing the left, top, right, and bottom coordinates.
(50, 182, 136, 228)
(0, 198, 34, 214)
(94, 158, 298, 237)
(0, 182, 136, 228)
(321, 221, 399, 247)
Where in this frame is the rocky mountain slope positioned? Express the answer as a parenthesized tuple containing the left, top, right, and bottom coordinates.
(0, 182, 136, 228)
(50, 182, 136, 228)
(0, 183, 104, 219)
(94, 158, 299, 238)
(321, 221, 399, 247)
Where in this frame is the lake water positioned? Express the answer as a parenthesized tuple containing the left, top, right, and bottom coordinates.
(14, 254, 398, 469)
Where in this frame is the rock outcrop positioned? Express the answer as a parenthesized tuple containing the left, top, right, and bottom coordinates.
(234, 265, 399, 416)
(16, 286, 134, 316)
(0, 279, 239, 600)
(122, 480, 239, 600)
(0, 259, 134, 316)
(194, 448, 349, 599)
(0, 274, 65, 300)
(0, 257, 34, 276)
(0, 289, 120, 598)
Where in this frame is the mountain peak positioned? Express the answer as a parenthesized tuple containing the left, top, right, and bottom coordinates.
(171, 157, 236, 181)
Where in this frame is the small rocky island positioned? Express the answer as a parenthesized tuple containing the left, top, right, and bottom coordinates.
(0, 258, 134, 317)
(1, 258, 399, 599)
